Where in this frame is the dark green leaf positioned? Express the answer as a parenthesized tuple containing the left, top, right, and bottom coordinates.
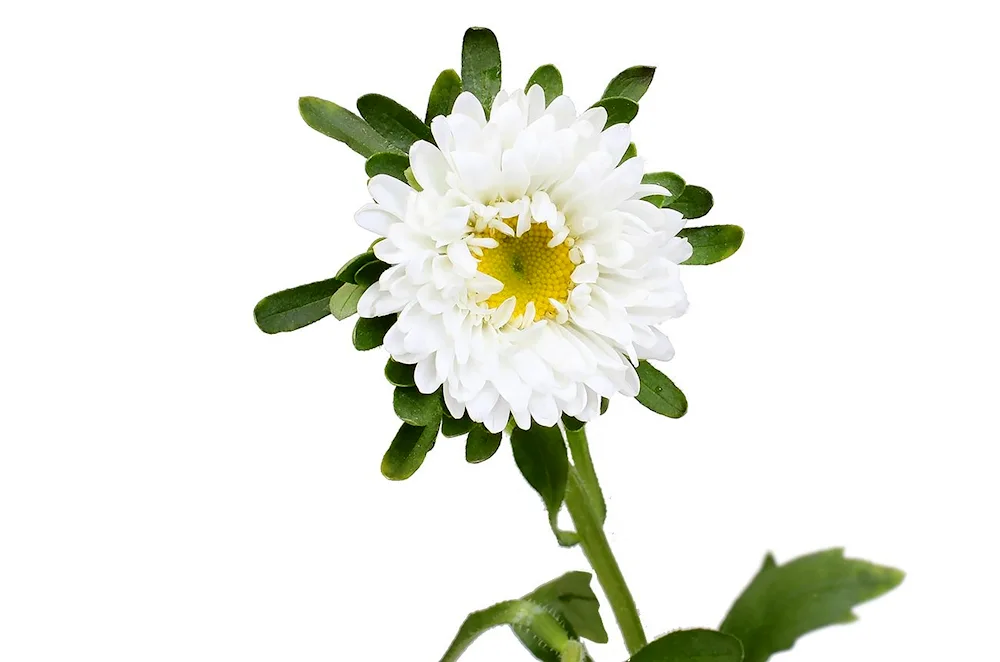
(635, 361, 688, 418)
(385, 358, 416, 387)
(679, 225, 745, 265)
(465, 424, 502, 463)
(439, 599, 573, 662)
(511, 424, 578, 546)
(426, 69, 463, 123)
(357, 93, 434, 152)
(298, 96, 398, 158)
(253, 278, 344, 334)
(354, 259, 389, 286)
(642, 171, 686, 208)
(600, 397, 610, 415)
(352, 315, 395, 351)
(462, 27, 502, 117)
(526, 64, 563, 104)
(620, 142, 638, 165)
(442, 411, 474, 438)
(393, 386, 443, 426)
(667, 185, 714, 219)
(365, 152, 410, 182)
(602, 66, 656, 103)
(562, 414, 585, 431)
(328, 282, 365, 320)
(628, 629, 743, 662)
(335, 251, 378, 284)
(381, 422, 438, 481)
(591, 97, 639, 128)
(720, 549, 904, 662)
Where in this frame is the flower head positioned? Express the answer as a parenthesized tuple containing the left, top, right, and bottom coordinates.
(355, 87, 692, 433)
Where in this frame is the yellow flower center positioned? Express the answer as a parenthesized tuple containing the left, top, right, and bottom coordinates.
(476, 221, 575, 322)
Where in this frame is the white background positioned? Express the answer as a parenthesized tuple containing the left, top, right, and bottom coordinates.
(2, 1, 998, 660)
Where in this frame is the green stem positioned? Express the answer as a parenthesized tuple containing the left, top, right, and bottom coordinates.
(566, 426, 607, 523)
(439, 599, 571, 662)
(564, 454, 647, 655)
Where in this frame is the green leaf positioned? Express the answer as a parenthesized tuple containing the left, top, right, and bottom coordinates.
(591, 97, 639, 128)
(328, 282, 365, 320)
(620, 142, 638, 165)
(511, 424, 578, 547)
(352, 315, 395, 351)
(720, 549, 905, 662)
(561, 414, 585, 431)
(253, 278, 344, 334)
(522, 572, 608, 645)
(384, 358, 416, 387)
(426, 69, 463, 123)
(442, 411, 474, 438)
(354, 259, 389, 286)
(642, 171, 686, 208)
(298, 96, 398, 158)
(600, 397, 610, 415)
(667, 184, 714, 219)
(465, 424, 501, 463)
(357, 93, 434, 152)
(404, 167, 422, 191)
(439, 599, 573, 662)
(628, 629, 743, 662)
(462, 27, 502, 117)
(526, 64, 563, 104)
(381, 422, 438, 481)
(679, 225, 745, 265)
(365, 152, 410, 182)
(635, 361, 688, 418)
(393, 386, 443, 426)
(335, 251, 378, 284)
(602, 65, 656, 103)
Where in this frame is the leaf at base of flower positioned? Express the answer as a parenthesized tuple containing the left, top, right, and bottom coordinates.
(591, 97, 639, 128)
(526, 64, 563, 104)
(635, 361, 688, 418)
(439, 599, 575, 662)
(384, 358, 416, 387)
(365, 153, 410, 182)
(461, 27, 501, 118)
(298, 96, 399, 158)
(601, 65, 656, 103)
(357, 93, 434, 152)
(679, 225, 745, 265)
(667, 184, 714, 219)
(465, 424, 501, 463)
(381, 421, 438, 481)
(328, 282, 366, 320)
(441, 411, 475, 438)
(426, 69, 463, 124)
(352, 315, 395, 351)
(253, 278, 344, 334)
(393, 386, 443, 426)
(511, 424, 579, 547)
(642, 171, 686, 208)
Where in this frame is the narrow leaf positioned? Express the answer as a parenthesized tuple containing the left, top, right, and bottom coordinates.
(465, 424, 501, 463)
(365, 152, 410, 182)
(381, 422, 438, 481)
(526, 64, 563, 104)
(439, 599, 572, 662)
(602, 66, 656, 103)
(393, 386, 443, 426)
(426, 69, 463, 123)
(357, 93, 434, 152)
(642, 171, 686, 208)
(511, 424, 578, 546)
(628, 629, 743, 662)
(442, 412, 474, 438)
(720, 549, 905, 662)
(462, 27, 502, 117)
(335, 251, 378, 284)
(328, 281, 366, 320)
(298, 96, 398, 157)
(679, 225, 745, 265)
(635, 361, 688, 418)
(385, 358, 416, 387)
(667, 184, 714, 219)
(352, 315, 395, 351)
(591, 97, 639, 128)
(253, 278, 344, 334)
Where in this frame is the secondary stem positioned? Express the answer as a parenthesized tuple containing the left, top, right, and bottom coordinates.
(563, 441, 647, 655)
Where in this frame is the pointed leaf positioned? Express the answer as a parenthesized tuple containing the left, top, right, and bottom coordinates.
(462, 27, 502, 117)
(667, 185, 714, 219)
(426, 69, 463, 123)
(381, 422, 438, 481)
(679, 225, 745, 265)
(357, 93, 434, 152)
(465, 424, 501, 463)
(511, 424, 578, 546)
(253, 278, 344, 334)
(602, 66, 656, 103)
(635, 361, 688, 418)
(628, 629, 743, 662)
(642, 171, 686, 208)
(591, 97, 639, 128)
(526, 64, 563, 104)
(720, 549, 904, 662)
(365, 152, 410, 182)
(352, 315, 395, 351)
(522, 572, 608, 645)
(393, 386, 443, 426)
(298, 96, 398, 157)
(384, 358, 416, 387)
(328, 282, 366, 320)
(335, 251, 378, 284)
(442, 411, 474, 438)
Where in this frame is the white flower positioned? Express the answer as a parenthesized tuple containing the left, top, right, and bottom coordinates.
(355, 87, 692, 433)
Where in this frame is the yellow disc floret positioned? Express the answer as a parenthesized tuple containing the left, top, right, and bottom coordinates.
(476, 220, 575, 322)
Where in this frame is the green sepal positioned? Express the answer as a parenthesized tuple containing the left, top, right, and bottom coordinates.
(393, 386, 443, 426)
(334, 251, 378, 284)
(601, 65, 656, 103)
(352, 315, 395, 351)
(357, 93, 434, 152)
(511, 424, 579, 547)
(298, 96, 399, 158)
(465, 424, 502, 463)
(591, 97, 639, 128)
(642, 171, 686, 208)
(461, 27, 502, 117)
(253, 278, 344, 334)
(620, 142, 638, 165)
(442, 411, 475, 438)
(628, 629, 744, 662)
(720, 549, 904, 662)
(526, 64, 563, 104)
(679, 225, 745, 265)
(635, 361, 688, 418)
(667, 184, 714, 219)
(521, 572, 608, 646)
(426, 69, 463, 123)
(328, 282, 366, 320)
(354, 259, 389, 286)
(561, 414, 585, 431)
(365, 152, 410, 182)
(381, 421, 438, 481)
(384, 358, 416, 387)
